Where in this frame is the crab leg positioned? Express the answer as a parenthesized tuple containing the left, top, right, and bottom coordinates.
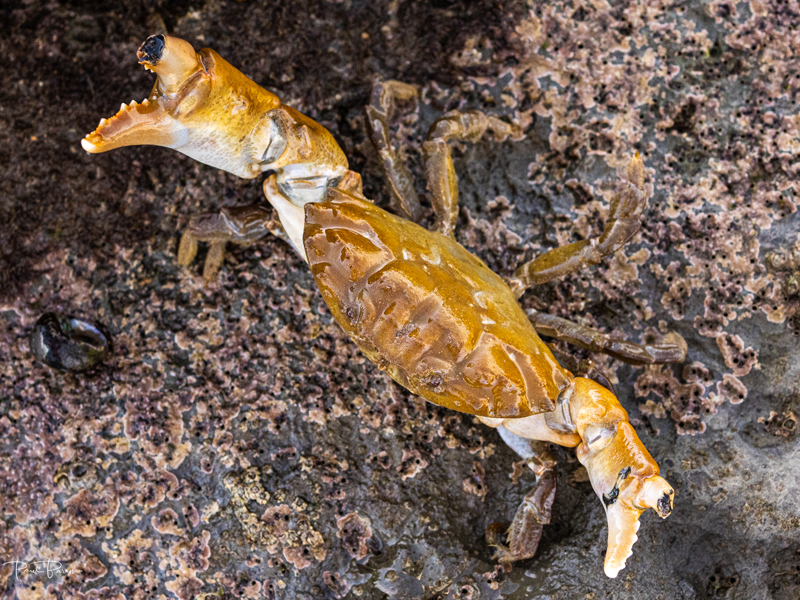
(485, 433, 557, 563)
(176, 205, 278, 280)
(365, 82, 521, 234)
(423, 111, 520, 237)
(527, 308, 688, 366)
(365, 81, 423, 222)
(509, 153, 648, 296)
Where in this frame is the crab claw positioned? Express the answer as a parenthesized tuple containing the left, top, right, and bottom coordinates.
(568, 377, 674, 578)
(603, 468, 673, 577)
(80, 35, 201, 155)
(81, 34, 284, 178)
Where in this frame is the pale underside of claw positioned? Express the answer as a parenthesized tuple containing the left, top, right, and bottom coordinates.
(603, 502, 642, 578)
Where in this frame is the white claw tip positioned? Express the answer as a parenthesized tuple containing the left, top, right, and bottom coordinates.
(603, 502, 641, 578)
(604, 532, 636, 578)
(604, 562, 623, 578)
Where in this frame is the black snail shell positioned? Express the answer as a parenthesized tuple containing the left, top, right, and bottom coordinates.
(30, 312, 110, 371)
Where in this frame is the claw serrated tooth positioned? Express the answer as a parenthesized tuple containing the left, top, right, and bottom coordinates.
(130, 100, 138, 107)
(120, 102, 128, 111)
(99, 118, 108, 126)
(142, 98, 150, 106)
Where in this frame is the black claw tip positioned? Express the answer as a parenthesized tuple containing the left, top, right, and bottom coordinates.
(657, 492, 673, 517)
(138, 34, 166, 65)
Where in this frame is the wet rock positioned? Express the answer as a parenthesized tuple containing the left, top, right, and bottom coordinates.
(1, 0, 799, 599)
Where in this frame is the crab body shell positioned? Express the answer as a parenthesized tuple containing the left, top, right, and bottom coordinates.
(305, 188, 571, 419)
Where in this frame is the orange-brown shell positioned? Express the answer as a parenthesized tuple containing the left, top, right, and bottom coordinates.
(303, 188, 571, 419)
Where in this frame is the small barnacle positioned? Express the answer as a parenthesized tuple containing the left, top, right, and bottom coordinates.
(53, 460, 99, 492)
(785, 273, 800, 299)
(759, 410, 797, 439)
(30, 312, 110, 371)
(323, 571, 352, 599)
(336, 512, 373, 560)
(766, 243, 800, 272)
(462, 461, 488, 497)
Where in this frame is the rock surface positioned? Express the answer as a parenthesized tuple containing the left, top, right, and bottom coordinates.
(1, 1, 799, 598)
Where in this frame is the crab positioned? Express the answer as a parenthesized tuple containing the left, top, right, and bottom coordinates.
(82, 34, 688, 578)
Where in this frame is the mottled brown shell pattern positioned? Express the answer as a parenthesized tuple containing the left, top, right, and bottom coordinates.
(304, 188, 571, 419)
